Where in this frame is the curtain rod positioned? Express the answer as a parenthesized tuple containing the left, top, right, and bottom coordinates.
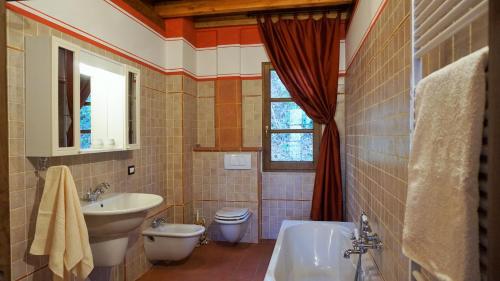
(247, 4, 351, 18)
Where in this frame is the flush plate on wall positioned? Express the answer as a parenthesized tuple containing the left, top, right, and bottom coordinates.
(224, 153, 251, 170)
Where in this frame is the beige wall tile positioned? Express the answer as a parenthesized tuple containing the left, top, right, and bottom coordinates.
(261, 172, 315, 239)
(242, 80, 262, 97)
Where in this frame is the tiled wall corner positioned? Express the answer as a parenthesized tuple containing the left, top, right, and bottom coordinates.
(196, 81, 215, 147)
(166, 88, 183, 207)
(166, 74, 199, 224)
(183, 76, 198, 222)
(336, 94, 346, 189)
(345, 0, 411, 280)
(261, 172, 314, 239)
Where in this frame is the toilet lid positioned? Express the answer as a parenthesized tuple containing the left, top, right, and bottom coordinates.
(215, 212, 250, 221)
(215, 212, 251, 224)
(215, 207, 249, 219)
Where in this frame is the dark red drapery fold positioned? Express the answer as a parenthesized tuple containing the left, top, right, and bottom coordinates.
(80, 74, 91, 107)
(258, 15, 343, 221)
(65, 74, 91, 143)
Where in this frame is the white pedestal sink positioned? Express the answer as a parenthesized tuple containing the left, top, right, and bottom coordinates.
(81, 193, 163, 267)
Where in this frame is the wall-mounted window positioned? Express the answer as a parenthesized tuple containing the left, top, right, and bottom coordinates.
(262, 62, 321, 171)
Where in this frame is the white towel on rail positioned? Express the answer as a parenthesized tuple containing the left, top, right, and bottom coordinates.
(403, 47, 488, 281)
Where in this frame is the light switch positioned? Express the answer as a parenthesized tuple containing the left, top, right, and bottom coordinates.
(128, 165, 135, 175)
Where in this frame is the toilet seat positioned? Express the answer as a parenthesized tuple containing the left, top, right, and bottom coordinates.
(215, 207, 249, 218)
(215, 212, 249, 220)
(215, 213, 250, 224)
(214, 207, 251, 225)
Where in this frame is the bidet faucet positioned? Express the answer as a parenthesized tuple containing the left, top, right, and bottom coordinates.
(151, 217, 167, 228)
(84, 182, 110, 201)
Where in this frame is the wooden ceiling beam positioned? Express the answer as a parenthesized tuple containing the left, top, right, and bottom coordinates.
(120, 0, 165, 30)
(154, 0, 352, 18)
(193, 12, 349, 29)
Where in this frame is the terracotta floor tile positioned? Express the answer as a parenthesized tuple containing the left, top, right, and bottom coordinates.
(137, 240, 276, 281)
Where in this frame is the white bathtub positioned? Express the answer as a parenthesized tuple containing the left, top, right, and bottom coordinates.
(265, 220, 382, 281)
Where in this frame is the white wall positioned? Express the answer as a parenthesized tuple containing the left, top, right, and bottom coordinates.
(346, 0, 386, 68)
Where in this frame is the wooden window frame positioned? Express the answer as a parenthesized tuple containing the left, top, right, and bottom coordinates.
(262, 62, 321, 172)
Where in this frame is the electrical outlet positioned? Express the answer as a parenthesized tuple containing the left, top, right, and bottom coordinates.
(128, 165, 135, 175)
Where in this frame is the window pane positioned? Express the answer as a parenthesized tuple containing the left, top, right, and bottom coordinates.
(80, 105, 91, 131)
(80, 133, 91, 149)
(271, 133, 313, 161)
(270, 70, 291, 98)
(271, 102, 313, 129)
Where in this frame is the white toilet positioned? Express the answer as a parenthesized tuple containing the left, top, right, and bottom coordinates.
(214, 207, 251, 243)
(143, 223, 205, 261)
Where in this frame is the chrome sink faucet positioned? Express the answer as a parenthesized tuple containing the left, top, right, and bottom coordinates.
(84, 182, 110, 201)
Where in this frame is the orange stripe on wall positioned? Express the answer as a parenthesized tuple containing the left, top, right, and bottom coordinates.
(6, 2, 167, 75)
(240, 26, 262, 45)
(165, 17, 197, 45)
(196, 29, 218, 48)
(183, 25, 263, 48)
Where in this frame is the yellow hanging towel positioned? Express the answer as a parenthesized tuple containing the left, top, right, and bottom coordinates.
(30, 165, 93, 281)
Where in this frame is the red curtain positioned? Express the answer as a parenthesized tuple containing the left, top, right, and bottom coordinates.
(258, 16, 343, 221)
(80, 74, 91, 107)
(64, 74, 91, 144)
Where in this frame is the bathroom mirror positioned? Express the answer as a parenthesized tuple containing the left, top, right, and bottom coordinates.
(25, 36, 141, 157)
(77, 51, 140, 152)
(79, 51, 126, 151)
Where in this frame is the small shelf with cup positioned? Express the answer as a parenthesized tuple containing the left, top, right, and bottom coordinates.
(25, 36, 140, 157)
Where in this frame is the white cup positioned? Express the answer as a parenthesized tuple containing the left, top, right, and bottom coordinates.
(105, 138, 115, 147)
(93, 138, 103, 148)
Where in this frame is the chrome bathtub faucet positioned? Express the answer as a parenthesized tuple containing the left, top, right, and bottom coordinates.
(343, 212, 383, 281)
(343, 212, 383, 258)
(83, 182, 110, 201)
